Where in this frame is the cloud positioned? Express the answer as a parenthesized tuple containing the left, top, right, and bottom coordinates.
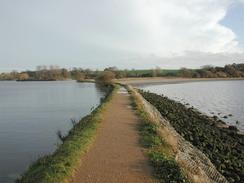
(0, 0, 243, 70)
(120, 0, 242, 55)
(128, 51, 244, 69)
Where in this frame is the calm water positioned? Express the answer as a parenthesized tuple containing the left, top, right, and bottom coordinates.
(139, 80, 244, 131)
(0, 81, 105, 182)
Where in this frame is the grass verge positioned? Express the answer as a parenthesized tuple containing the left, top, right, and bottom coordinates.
(17, 84, 118, 183)
(127, 86, 189, 183)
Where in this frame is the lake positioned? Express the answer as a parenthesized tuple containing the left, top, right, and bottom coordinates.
(0, 81, 105, 182)
(138, 80, 244, 131)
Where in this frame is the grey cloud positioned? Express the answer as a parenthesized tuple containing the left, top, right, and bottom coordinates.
(0, 0, 243, 71)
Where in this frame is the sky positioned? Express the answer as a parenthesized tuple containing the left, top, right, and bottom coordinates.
(0, 0, 244, 72)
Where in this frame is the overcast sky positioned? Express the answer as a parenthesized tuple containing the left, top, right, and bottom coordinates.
(0, 0, 244, 71)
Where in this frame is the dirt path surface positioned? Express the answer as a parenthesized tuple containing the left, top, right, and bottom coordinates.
(71, 88, 156, 183)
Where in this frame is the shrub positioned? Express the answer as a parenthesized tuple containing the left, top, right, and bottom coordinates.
(96, 71, 115, 85)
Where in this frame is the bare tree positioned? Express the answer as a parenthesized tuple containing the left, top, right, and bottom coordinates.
(18, 73, 29, 80)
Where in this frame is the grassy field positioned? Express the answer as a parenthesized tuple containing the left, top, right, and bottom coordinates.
(125, 69, 180, 77)
(17, 85, 117, 183)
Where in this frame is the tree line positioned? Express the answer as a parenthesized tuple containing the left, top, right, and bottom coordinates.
(0, 63, 243, 81)
(0, 65, 98, 81)
(179, 63, 244, 78)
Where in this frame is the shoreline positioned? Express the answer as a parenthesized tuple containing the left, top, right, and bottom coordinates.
(17, 85, 117, 183)
(138, 89, 244, 182)
(76, 79, 95, 83)
(119, 78, 244, 134)
(117, 77, 244, 86)
(128, 86, 228, 182)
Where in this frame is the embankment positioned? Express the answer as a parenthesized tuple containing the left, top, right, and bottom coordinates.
(127, 85, 230, 183)
(17, 84, 117, 183)
(71, 87, 156, 183)
(138, 89, 243, 183)
(127, 85, 189, 183)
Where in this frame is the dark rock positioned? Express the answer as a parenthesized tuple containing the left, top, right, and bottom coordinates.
(228, 126, 238, 131)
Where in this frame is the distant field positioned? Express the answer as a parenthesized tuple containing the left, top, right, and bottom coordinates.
(125, 69, 180, 77)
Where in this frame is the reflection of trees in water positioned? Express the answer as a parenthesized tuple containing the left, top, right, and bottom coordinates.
(95, 83, 110, 95)
(95, 83, 113, 104)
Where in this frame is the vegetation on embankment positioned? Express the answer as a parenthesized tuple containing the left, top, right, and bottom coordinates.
(139, 90, 244, 183)
(127, 86, 189, 183)
(76, 79, 95, 83)
(17, 84, 117, 183)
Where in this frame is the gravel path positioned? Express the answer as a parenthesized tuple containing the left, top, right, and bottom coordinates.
(71, 88, 156, 183)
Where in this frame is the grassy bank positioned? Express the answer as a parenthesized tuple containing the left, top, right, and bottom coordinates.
(76, 79, 95, 83)
(127, 86, 189, 183)
(17, 84, 117, 183)
(139, 90, 244, 183)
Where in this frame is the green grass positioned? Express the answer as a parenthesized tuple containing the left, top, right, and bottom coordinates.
(127, 86, 189, 183)
(125, 69, 180, 77)
(17, 85, 118, 183)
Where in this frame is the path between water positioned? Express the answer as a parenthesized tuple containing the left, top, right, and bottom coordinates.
(71, 87, 157, 183)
